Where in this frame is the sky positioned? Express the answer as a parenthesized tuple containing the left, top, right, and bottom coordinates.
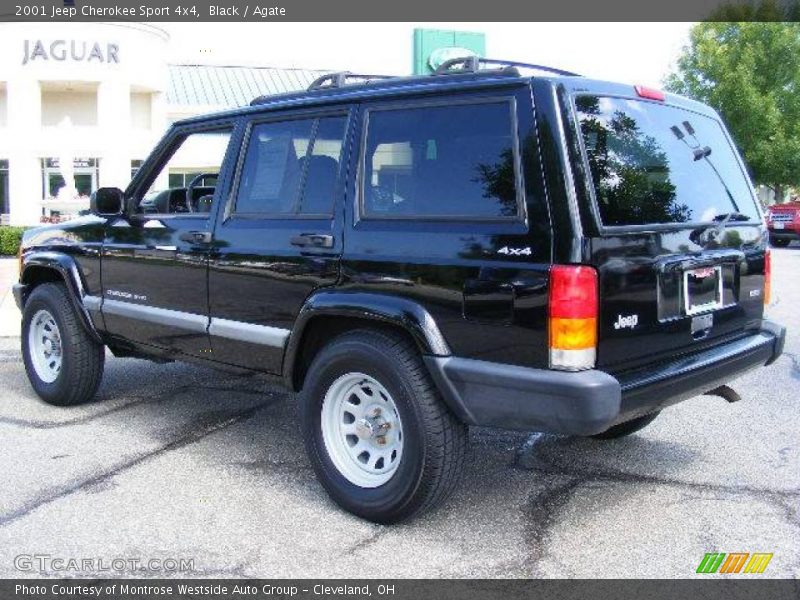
(160, 22, 694, 88)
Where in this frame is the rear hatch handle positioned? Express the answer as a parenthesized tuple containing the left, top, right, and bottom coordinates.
(655, 248, 745, 273)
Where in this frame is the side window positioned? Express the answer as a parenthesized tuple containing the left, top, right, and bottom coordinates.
(140, 128, 233, 215)
(362, 100, 521, 220)
(234, 115, 347, 216)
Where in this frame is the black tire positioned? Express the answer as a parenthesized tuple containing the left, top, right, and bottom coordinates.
(770, 237, 791, 248)
(590, 411, 660, 440)
(299, 329, 467, 523)
(21, 282, 105, 406)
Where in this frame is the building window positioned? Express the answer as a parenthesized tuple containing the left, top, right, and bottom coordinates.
(131, 160, 143, 180)
(0, 160, 9, 216)
(167, 172, 205, 189)
(41, 87, 98, 127)
(131, 92, 152, 129)
(0, 87, 7, 129)
(42, 158, 99, 199)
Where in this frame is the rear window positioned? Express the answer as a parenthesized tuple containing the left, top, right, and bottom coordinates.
(575, 95, 759, 227)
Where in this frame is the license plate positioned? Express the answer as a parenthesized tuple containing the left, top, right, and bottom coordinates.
(684, 266, 723, 315)
(773, 222, 785, 230)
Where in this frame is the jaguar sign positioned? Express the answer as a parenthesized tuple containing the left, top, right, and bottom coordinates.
(22, 40, 120, 66)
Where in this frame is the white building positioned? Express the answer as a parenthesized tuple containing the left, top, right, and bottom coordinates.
(0, 22, 324, 226)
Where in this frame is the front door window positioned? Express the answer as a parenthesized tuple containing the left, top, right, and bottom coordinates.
(138, 129, 233, 215)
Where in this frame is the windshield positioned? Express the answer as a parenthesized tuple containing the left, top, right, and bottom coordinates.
(574, 95, 759, 227)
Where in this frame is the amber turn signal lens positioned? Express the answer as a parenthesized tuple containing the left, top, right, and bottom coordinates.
(549, 317, 597, 350)
(764, 248, 771, 306)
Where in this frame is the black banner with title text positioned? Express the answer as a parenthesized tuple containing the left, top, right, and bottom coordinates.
(2, 0, 800, 22)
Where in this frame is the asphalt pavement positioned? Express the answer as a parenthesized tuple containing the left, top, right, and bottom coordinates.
(0, 250, 797, 578)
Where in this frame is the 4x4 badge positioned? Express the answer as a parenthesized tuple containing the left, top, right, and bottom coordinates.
(497, 246, 532, 256)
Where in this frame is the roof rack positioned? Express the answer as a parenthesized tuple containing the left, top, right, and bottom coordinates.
(250, 59, 580, 105)
(433, 56, 581, 78)
(306, 71, 395, 91)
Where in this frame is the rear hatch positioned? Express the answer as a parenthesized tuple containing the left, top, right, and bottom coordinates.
(570, 91, 767, 373)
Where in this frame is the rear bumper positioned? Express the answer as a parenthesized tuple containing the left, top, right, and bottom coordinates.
(768, 228, 800, 240)
(424, 320, 786, 436)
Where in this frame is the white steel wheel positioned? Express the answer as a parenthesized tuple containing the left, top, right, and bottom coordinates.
(22, 283, 105, 406)
(27, 309, 62, 384)
(320, 372, 404, 488)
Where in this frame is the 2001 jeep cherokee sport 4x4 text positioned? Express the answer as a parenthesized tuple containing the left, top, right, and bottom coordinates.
(13, 58, 786, 523)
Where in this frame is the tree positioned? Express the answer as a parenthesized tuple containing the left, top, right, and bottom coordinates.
(665, 15, 800, 203)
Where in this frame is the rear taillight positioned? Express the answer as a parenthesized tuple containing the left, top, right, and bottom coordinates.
(549, 265, 598, 371)
(764, 248, 771, 306)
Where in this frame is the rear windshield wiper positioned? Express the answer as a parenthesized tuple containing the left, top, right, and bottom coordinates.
(690, 211, 751, 246)
(713, 211, 751, 225)
(714, 211, 751, 223)
(672, 121, 741, 214)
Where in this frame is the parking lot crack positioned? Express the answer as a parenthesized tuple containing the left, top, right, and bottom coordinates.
(0, 383, 280, 430)
(343, 527, 387, 556)
(513, 434, 800, 548)
(514, 436, 800, 502)
(0, 394, 182, 429)
(535, 462, 800, 503)
(0, 400, 276, 528)
(780, 351, 800, 379)
(520, 474, 585, 577)
(233, 458, 312, 475)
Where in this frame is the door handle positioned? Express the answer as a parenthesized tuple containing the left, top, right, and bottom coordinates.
(179, 231, 212, 244)
(290, 233, 334, 249)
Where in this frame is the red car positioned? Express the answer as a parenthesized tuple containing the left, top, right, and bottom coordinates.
(767, 201, 800, 247)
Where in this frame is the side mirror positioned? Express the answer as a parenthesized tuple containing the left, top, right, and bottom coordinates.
(90, 187, 125, 216)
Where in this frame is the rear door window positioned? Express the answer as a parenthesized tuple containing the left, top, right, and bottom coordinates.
(361, 100, 523, 220)
(234, 115, 347, 216)
(574, 95, 759, 227)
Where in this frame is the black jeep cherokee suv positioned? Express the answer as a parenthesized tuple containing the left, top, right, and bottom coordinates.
(14, 58, 786, 523)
